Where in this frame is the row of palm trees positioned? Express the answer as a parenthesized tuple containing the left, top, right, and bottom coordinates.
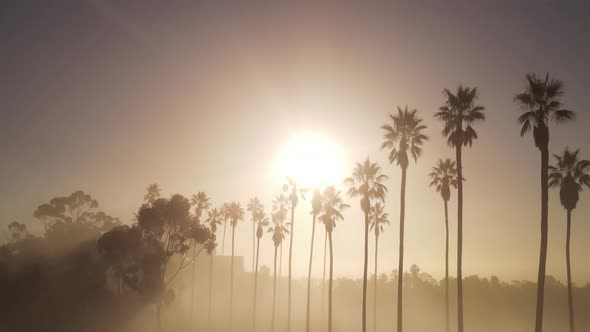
(181, 72, 587, 332)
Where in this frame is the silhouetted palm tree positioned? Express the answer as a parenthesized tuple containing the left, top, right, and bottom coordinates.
(514, 73, 574, 332)
(369, 202, 389, 332)
(144, 183, 161, 204)
(273, 193, 289, 313)
(206, 207, 223, 326)
(251, 202, 269, 332)
(548, 148, 590, 332)
(435, 86, 485, 332)
(345, 158, 388, 332)
(248, 197, 264, 271)
(306, 189, 323, 332)
(382, 106, 428, 332)
(319, 186, 349, 332)
(429, 158, 458, 332)
(283, 177, 306, 332)
(189, 192, 211, 324)
(228, 201, 244, 330)
(269, 210, 288, 332)
(221, 202, 231, 255)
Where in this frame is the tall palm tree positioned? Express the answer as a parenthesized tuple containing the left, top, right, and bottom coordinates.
(345, 158, 388, 332)
(548, 148, 590, 332)
(514, 73, 575, 332)
(435, 86, 485, 332)
(206, 207, 223, 327)
(319, 186, 349, 332)
(368, 202, 389, 332)
(189, 192, 211, 324)
(248, 197, 264, 271)
(228, 201, 244, 330)
(221, 202, 231, 255)
(306, 189, 323, 332)
(429, 158, 458, 332)
(283, 177, 306, 332)
(251, 204, 269, 332)
(269, 210, 288, 332)
(382, 106, 428, 332)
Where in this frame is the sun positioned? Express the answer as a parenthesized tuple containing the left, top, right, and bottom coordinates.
(273, 133, 346, 189)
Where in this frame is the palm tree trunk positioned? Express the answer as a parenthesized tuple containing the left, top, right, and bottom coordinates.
(373, 234, 379, 332)
(397, 167, 407, 332)
(253, 236, 261, 332)
(328, 230, 334, 332)
(362, 208, 369, 332)
(535, 143, 549, 332)
(190, 242, 196, 327)
(306, 214, 317, 332)
(287, 205, 295, 332)
(322, 230, 327, 325)
(230, 225, 236, 331)
(566, 209, 575, 332)
(222, 219, 227, 256)
(444, 199, 450, 332)
(156, 304, 162, 332)
(252, 221, 256, 272)
(456, 145, 464, 332)
(208, 247, 214, 328)
(272, 246, 278, 332)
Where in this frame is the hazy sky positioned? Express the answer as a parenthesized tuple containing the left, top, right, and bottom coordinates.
(2, 1, 590, 284)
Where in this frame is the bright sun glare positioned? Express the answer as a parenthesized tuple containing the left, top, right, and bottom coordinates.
(274, 134, 346, 189)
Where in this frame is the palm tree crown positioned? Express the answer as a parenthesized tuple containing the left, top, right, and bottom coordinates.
(435, 86, 485, 147)
(514, 73, 575, 146)
(369, 202, 389, 238)
(429, 158, 458, 202)
(344, 158, 388, 212)
(228, 201, 244, 227)
(191, 192, 211, 222)
(319, 186, 349, 233)
(248, 197, 264, 223)
(381, 106, 428, 169)
(549, 148, 590, 211)
(206, 207, 223, 234)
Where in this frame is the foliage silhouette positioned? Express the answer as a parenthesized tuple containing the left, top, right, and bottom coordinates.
(435, 86, 485, 332)
(514, 73, 575, 332)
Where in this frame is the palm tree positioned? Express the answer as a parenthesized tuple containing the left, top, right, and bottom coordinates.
(221, 202, 231, 255)
(319, 186, 349, 332)
(369, 202, 389, 332)
(206, 207, 223, 326)
(345, 158, 388, 332)
(435, 86, 485, 332)
(228, 201, 244, 330)
(269, 210, 288, 332)
(283, 177, 306, 332)
(548, 148, 590, 332)
(249, 199, 268, 332)
(514, 73, 575, 332)
(382, 106, 428, 332)
(189, 192, 211, 324)
(248, 197, 264, 271)
(429, 158, 458, 332)
(305, 189, 323, 332)
(144, 183, 161, 204)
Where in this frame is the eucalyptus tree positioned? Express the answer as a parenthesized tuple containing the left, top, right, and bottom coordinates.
(429, 158, 458, 332)
(144, 183, 161, 205)
(435, 86, 485, 332)
(206, 207, 223, 326)
(368, 202, 389, 332)
(305, 189, 323, 332)
(345, 158, 388, 332)
(319, 186, 349, 332)
(382, 106, 428, 332)
(283, 177, 307, 332)
(548, 148, 590, 332)
(228, 201, 244, 329)
(251, 202, 269, 332)
(269, 211, 288, 332)
(514, 73, 575, 332)
(189, 191, 211, 323)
